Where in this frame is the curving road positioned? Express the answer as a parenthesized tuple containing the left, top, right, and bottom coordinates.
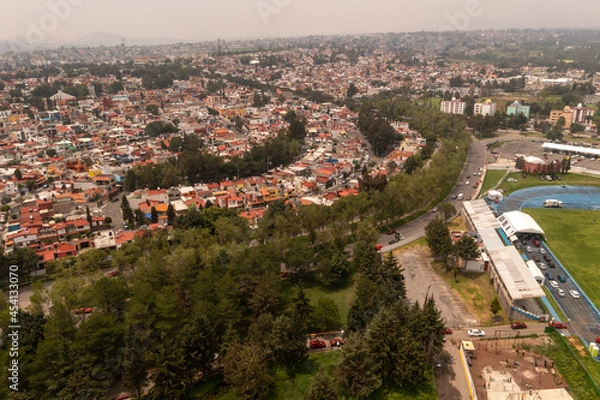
(377, 138, 489, 250)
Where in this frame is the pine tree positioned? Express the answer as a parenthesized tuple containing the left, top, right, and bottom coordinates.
(304, 370, 338, 400)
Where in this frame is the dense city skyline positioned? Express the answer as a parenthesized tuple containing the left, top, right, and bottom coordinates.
(2, 0, 600, 47)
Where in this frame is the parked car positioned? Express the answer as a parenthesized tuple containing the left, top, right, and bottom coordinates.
(526, 245, 533, 252)
(596, 337, 600, 345)
(556, 288, 565, 297)
(557, 275, 567, 282)
(538, 262, 547, 270)
(309, 339, 326, 349)
(389, 238, 400, 245)
(511, 321, 527, 329)
(569, 290, 580, 299)
(330, 338, 344, 347)
(545, 272, 554, 280)
(440, 327, 453, 335)
(540, 248, 546, 255)
(549, 321, 567, 329)
(549, 280, 558, 288)
(386, 229, 396, 235)
(467, 329, 486, 337)
(532, 239, 541, 247)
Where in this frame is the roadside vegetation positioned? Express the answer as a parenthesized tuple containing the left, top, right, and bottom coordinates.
(479, 169, 508, 195)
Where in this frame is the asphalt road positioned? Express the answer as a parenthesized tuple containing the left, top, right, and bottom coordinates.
(377, 138, 488, 251)
(522, 239, 600, 345)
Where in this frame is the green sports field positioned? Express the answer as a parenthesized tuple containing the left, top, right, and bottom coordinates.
(523, 208, 600, 310)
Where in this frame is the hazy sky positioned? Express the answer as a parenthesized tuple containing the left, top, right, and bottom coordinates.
(2, 0, 600, 44)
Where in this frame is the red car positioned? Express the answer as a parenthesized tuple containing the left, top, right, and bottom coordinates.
(549, 321, 567, 329)
(330, 338, 344, 347)
(309, 339, 326, 349)
(386, 229, 396, 235)
(511, 321, 527, 330)
(375, 244, 384, 251)
(75, 307, 93, 315)
(440, 327, 453, 335)
(595, 337, 600, 345)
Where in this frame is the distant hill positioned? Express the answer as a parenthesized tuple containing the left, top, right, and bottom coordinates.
(2, 31, 183, 52)
(76, 31, 182, 47)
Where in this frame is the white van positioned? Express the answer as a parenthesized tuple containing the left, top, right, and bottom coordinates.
(457, 193, 464, 201)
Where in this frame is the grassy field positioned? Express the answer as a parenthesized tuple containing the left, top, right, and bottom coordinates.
(523, 209, 600, 310)
(497, 172, 600, 195)
(193, 350, 437, 400)
(304, 276, 356, 326)
(480, 169, 508, 195)
(535, 331, 600, 400)
(430, 258, 507, 326)
(268, 351, 341, 400)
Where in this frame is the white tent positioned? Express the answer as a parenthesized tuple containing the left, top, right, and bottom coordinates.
(497, 211, 545, 237)
(49, 90, 76, 102)
(487, 190, 504, 202)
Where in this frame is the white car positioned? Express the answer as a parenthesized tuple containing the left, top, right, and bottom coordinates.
(549, 280, 558, 288)
(538, 262, 547, 270)
(556, 288, 565, 297)
(569, 290, 580, 299)
(467, 329, 486, 337)
(540, 248, 547, 255)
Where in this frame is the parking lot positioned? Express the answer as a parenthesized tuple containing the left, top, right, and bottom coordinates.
(518, 234, 600, 345)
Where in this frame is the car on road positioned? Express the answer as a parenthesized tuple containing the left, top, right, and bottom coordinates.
(309, 339, 326, 349)
(440, 327, 453, 335)
(467, 329, 486, 337)
(549, 321, 567, 329)
(545, 272, 554, 280)
(330, 338, 344, 347)
(556, 288, 565, 297)
(389, 238, 400, 245)
(569, 290, 580, 299)
(557, 274, 567, 282)
(596, 337, 600, 345)
(538, 262, 547, 270)
(511, 321, 527, 329)
(549, 280, 558, 288)
(386, 229, 397, 235)
(452, 194, 458, 200)
(465, 181, 470, 186)
(457, 193, 464, 201)
(540, 248, 546, 255)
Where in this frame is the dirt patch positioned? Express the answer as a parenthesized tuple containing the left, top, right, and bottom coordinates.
(467, 336, 566, 400)
(566, 336, 587, 356)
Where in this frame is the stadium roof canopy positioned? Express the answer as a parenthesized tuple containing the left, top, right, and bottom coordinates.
(497, 211, 545, 237)
(541, 142, 600, 157)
